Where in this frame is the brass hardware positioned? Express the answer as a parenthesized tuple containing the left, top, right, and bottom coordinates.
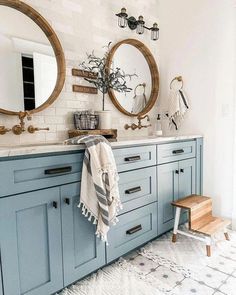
(170, 76, 183, 90)
(12, 111, 31, 135)
(28, 125, 50, 134)
(0, 126, 11, 135)
(124, 114, 151, 130)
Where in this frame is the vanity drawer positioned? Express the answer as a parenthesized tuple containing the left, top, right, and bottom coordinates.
(106, 203, 158, 262)
(113, 145, 156, 172)
(157, 141, 196, 164)
(0, 153, 83, 197)
(118, 167, 157, 214)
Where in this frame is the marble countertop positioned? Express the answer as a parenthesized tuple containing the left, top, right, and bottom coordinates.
(0, 135, 203, 158)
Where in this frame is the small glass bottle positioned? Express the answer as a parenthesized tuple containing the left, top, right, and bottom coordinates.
(155, 114, 163, 136)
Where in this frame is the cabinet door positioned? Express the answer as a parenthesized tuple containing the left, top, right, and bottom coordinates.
(0, 188, 63, 295)
(178, 158, 196, 199)
(178, 158, 196, 223)
(61, 183, 106, 286)
(0, 261, 3, 295)
(157, 162, 179, 235)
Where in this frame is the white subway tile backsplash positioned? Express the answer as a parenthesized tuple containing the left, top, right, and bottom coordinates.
(0, 0, 159, 144)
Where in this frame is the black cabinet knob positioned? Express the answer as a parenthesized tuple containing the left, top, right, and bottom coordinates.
(52, 201, 58, 209)
(64, 198, 70, 205)
(180, 169, 184, 173)
(175, 170, 179, 174)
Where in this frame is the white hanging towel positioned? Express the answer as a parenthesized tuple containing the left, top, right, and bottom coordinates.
(168, 89, 189, 130)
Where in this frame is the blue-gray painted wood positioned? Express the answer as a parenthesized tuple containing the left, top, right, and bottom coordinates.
(0, 260, 3, 295)
(178, 158, 196, 223)
(60, 182, 106, 286)
(0, 153, 83, 197)
(107, 203, 158, 262)
(0, 138, 203, 294)
(113, 145, 156, 172)
(157, 140, 196, 164)
(196, 137, 203, 195)
(118, 166, 157, 214)
(157, 162, 179, 235)
(0, 188, 63, 295)
(158, 158, 196, 235)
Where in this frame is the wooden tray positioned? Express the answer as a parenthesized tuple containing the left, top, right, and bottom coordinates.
(68, 129, 117, 140)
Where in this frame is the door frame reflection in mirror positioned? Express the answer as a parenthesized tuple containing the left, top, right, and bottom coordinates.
(0, 0, 65, 116)
(106, 39, 159, 117)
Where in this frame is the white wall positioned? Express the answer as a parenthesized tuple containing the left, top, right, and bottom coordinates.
(0, 0, 160, 144)
(159, 0, 236, 219)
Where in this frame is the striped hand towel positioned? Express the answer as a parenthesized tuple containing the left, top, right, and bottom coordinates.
(168, 89, 189, 130)
(65, 135, 122, 243)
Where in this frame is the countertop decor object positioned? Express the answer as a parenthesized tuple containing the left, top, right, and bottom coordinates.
(78, 43, 136, 129)
(116, 8, 159, 41)
(68, 129, 117, 141)
(0, 0, 65, 135)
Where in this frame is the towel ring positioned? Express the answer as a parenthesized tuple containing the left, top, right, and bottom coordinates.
(134, 83, 146, 96)
(170, 76, 183, 90)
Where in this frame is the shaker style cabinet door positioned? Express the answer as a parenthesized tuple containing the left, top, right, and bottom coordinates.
(157, 162, 179, 235)
(0, 188, 63, 295)
(61, 182, 106, 286)
(178, 158, 196, 199)
(0, 262, 3, 295)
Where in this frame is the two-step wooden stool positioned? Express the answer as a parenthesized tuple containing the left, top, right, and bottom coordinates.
(172, 195, 231, 257)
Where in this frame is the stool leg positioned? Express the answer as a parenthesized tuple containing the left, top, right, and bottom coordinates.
(172, 207, 181, 243)
(224, 229, 230, 241)
(206, 237, 211, 257)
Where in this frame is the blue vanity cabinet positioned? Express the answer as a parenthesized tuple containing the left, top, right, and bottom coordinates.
(0, 188, 63, 295)
(157, 158, 196, 235)
(0, 262, 3, 295)
(60, 182, 106, 286)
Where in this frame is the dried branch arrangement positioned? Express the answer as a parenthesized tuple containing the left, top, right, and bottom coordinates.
(79, 42, 137, 111)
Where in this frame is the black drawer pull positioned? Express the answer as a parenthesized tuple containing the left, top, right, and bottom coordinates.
(125, 186, 142, 194)
(172, 149, 184, 155)
(44, 166, 72, 175)
(64, 198, 70, 205)
(52, 201, 58, 209)
(126, 224, 142, 235)
(124, 156, 141, 162)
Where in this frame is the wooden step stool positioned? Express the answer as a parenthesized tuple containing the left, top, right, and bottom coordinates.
(172, 195, 231, 257)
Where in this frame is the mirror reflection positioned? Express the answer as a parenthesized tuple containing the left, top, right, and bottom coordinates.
(112, 44, 152, 115)
(0, 6, 57, 112)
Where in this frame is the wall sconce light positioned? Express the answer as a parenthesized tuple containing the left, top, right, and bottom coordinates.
(116, 8, 159, 41)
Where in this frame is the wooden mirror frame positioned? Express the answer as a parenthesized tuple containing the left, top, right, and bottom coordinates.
(0, 0, 66, 115)
(107, 39, 159, 117)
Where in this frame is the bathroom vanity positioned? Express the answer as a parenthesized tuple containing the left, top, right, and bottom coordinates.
(0, 135, 203, 295)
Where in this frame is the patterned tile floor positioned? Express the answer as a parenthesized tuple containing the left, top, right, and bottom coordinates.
(124, 230, 236, 295)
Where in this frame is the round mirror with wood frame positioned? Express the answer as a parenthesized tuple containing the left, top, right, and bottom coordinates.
(0, 0, 65, 116)
(107, 39, 159, 117)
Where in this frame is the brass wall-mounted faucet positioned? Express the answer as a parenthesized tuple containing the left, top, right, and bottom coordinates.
(124, 114, 151, 130)
(12, 111, 32, 135)
(0, 111, 50, 135)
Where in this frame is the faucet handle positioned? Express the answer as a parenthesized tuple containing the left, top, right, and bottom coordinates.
(0, 126, 11, 135)
(28, 125, 50, 134)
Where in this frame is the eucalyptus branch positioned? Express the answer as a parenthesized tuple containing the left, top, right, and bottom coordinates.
(79, 43, 137, 111)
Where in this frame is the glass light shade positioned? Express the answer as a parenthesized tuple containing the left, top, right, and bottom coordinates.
(117, 8, 128, 28)
(136, 16, 145, 34)
(151, 23, 159, 41)
(118, 16, 127, 28)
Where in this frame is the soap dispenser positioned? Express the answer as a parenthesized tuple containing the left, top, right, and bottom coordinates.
(155, 114, 163, 136)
